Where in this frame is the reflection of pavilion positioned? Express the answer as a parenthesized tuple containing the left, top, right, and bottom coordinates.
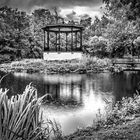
(44, 81, 83, 103)
(43, 75, 84, 103)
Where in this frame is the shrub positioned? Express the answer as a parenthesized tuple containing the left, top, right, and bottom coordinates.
(97, 93, 140, 128)
(84, 36, 109, 58)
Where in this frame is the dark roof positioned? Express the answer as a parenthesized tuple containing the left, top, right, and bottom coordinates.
(42, 24, 84, 33)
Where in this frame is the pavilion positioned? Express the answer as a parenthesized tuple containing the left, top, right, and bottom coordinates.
(42, 24, 84, 60)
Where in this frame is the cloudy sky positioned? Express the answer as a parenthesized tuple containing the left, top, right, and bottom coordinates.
(0, 0, 103, 21)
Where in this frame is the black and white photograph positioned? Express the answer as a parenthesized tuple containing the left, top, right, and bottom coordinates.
(0, 0, 140, 139)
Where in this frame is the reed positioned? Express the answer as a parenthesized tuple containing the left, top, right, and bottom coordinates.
(0, 83, 47, 140)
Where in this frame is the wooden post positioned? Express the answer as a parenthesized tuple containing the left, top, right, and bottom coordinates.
(56, 32, 57, 51)
(71, 27, 73, 52)
(66, 33, 68, 52)
(75, 32, 77, 51)
(47, 30, 49, 51)
(59, 27, 61, 52)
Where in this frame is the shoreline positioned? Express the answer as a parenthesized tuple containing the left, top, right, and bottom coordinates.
(0, 58, 112, 74)
(63, 93, 140, 140)
(63, 116, 140, 140)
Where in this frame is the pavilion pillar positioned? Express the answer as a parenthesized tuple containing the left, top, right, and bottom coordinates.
(55, 32, 58, 51)
(75, 32, 77, 51)
(59, 27, 61, 52)
(80, 30, 83, 51)
(71, 27, 73, 52)
(47, 30, 50, 51)
(66, 33, 68, 52)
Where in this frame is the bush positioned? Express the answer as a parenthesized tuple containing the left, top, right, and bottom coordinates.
(84, 36, 109, 58)
(96, 92, 140, 128)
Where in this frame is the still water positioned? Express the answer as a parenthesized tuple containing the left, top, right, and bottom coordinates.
(1, 72, 140, 135)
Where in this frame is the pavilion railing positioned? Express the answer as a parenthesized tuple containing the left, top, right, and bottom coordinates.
(44, 44, 83, 52)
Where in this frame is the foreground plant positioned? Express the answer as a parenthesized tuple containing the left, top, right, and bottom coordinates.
(105, 93, 140, 125)
(0, 83, 58, 140)
(94, 91, 140, 130)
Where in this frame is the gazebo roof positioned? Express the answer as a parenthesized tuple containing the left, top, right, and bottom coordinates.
(42, 24, 84, 33)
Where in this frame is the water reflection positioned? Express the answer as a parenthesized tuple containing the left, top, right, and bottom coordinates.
(0, 72, 140, 135)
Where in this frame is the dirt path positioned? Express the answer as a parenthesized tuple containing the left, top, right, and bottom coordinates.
(64, 117, 140, 140)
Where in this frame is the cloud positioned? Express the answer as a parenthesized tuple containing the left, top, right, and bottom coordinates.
(0, 0, 102, 11)
(79, 14, 91, 19)
(66, 11, 78, 21)
(60, 6, 102, 22)
(65, 11, 92, 22)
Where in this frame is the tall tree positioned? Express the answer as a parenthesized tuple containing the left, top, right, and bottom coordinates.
(101, 0, 140, 57)
(80, 17, 92, 27)
(31, 8, 55, 48)
(103, 0, 140, 20)
(0, 6, 31, 59)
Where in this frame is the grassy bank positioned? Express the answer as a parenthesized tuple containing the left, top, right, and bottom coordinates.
(63, 91, 140, 140)
(0, 57, 112, 74)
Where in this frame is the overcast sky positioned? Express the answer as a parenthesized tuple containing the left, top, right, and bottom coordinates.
(0, 0, 103, 20)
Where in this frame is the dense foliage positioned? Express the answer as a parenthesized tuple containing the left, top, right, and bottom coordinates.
(1, 0, 140, 62)
(103, 0, 140, 20)
(0, 6, 56, 62)
(82, 0, 140, 58)
(0, 58, 111, 74)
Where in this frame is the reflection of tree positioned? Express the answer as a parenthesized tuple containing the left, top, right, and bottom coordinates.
(112, 72, 140, 102)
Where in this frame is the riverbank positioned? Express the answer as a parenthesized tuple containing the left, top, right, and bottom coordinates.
(63, 116, 140, 140)
(0, 57, 112, 74)
(63, 93, 140, 140)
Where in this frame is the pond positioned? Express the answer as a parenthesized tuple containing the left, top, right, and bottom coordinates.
(0, 71, 140, 135)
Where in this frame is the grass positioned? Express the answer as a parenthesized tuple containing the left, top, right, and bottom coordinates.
(0, 82, 62, 140)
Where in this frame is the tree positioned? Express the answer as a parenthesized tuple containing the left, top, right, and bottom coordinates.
(103, 19, 140, 57)
(83, 35, 109, 57)
(0, 6, 32, 60)
(100, 0, 140, 57)
(103, 0, 140, 20)
(31, 8, 55, 50)
(80, 17, 92, 27)
(52, 7, 64, 24)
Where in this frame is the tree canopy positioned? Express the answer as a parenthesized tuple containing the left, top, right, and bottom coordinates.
(103, 0, 140, 20)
